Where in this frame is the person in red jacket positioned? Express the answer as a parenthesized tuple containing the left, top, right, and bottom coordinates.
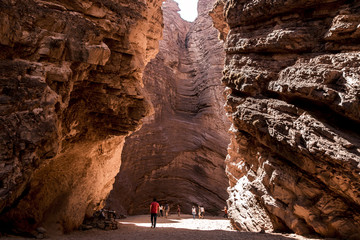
(150, 198, 160, 228)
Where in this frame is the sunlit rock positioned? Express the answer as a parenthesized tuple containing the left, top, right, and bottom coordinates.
(211, 0, 360, 239)
(0, 0, 163, 234)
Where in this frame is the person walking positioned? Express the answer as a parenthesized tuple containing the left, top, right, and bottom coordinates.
(198, 205, 201, 219)
(200, 206, 205, 219)
(192, 205, 197, 219)
(165, 203, 170, 218)
(223, 206, 228, 218)
(150, 198, 160, 228)
(177, 205, 181, 217)
(159, 205, 163, 217)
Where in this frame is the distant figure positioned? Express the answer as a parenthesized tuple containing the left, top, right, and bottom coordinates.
(198, 205, 201, 219)
(223, 206, 228, 218)
(200, 206, 205, 219)
(192, 206, 197, 219)
(150, 198, 160, 228)
(177, 205, 181, 217)
(165, 203, 170, 218)
(159, 205, 163, 217)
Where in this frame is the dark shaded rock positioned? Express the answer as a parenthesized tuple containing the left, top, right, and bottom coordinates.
(81, 209, 118, 231)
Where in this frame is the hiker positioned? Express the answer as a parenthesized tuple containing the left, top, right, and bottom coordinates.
(159, 205, 163, 217)
(200, 206, 205, 219)
(177, 205, 181, 217)
(165, 203, 170, 218)
(198, 205, 201, 219)
(150, 198, 160, 228)
(223, 206, 228, 218)
(192, 205, 197, 219)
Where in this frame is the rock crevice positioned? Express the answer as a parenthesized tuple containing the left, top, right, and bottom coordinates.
(107, 0, 230, 216)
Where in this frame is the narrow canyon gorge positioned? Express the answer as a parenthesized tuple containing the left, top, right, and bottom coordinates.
(0, 0, 360, 239)
(106, 0, 230, 216)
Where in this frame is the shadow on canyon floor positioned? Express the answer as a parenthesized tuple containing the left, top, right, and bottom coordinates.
(1, 215, 330, 240)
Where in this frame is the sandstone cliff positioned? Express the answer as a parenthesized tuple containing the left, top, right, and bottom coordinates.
(107, 0, 230, 215)
(0, 0, 162, 234)
(211, 0, 360, 239)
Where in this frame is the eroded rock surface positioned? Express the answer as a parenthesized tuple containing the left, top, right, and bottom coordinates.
(211, 0, 360, 239)
(107, 0, 230, 215)
(0, 0, 162, 234)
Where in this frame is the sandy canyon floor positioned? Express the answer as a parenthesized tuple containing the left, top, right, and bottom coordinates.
(3, 214, 336, 240)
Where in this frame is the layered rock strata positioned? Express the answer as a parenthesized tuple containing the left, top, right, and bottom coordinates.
(107, 0, 230, 215)
(211, 0, 360, 239)
(0, 0, 162, 234)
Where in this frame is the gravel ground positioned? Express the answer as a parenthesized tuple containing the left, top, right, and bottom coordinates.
(2, 215, 333, 240)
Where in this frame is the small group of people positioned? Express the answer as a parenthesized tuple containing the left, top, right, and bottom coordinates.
(150, 198, 229, 228)
(191, 205, 205, 219)
(158, 203, 170, 218)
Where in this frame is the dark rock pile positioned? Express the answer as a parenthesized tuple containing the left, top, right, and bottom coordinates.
(81, 209, 118, 231)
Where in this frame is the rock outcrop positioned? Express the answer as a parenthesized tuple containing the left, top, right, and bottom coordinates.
(211, 0, 360, 239)
(107, 0, 230, 216)
(0, 0, 162, 234)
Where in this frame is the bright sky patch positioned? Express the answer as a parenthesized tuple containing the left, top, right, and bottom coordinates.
(173, 0, 199, 22)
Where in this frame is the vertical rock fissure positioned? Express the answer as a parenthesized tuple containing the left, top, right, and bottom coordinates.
(107, 0, 231, 216)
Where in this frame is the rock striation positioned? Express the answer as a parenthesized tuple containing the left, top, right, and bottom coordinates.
(211, 0, 360, 239)
(107, 0, 230, 216)
(0, 0, 162, 234)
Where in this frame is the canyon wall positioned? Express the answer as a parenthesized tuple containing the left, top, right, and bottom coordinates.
(107, 0, 230, 215)
(0, 0, 162, 234)
(211, 0, 360, 239)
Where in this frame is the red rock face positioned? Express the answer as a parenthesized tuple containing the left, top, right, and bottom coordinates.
(0, 0, 163, 234)
(107, 0, 230, 216)
(211, 0, 360, 239)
